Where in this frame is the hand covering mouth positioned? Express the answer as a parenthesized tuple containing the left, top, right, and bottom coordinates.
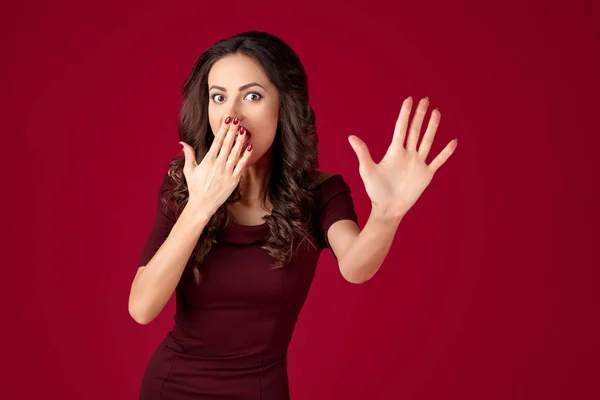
(239, 127, 252, 155)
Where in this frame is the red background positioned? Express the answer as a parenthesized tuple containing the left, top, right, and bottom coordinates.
(2, 0, 598, 399)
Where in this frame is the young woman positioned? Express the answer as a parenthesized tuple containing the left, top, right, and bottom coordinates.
(129, 30, 457, 399)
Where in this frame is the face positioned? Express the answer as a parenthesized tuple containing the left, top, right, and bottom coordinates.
(207, 53, 280, 165)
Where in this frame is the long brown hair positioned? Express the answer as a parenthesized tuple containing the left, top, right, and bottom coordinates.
(165, 31, 323, 285)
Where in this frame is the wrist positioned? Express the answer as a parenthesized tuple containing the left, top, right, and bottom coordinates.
(370, 204, 404, 226)
(181, 201, 213, 225)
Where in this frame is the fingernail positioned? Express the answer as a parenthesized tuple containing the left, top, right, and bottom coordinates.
(233, 117, 239, 125)
(225, 116, 232, 124)
(247, 144, 253, 151)
(240, 126, 245, 135)
(424, 96, 429, 101)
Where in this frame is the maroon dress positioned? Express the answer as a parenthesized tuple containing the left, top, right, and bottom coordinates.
(136, 171, 358, 399)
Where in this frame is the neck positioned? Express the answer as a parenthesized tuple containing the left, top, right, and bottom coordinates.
(238, 149, 272, 206)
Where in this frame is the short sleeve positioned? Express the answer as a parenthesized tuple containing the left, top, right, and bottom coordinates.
(138, 171, 178, 268)
(317, 174, 359, 256)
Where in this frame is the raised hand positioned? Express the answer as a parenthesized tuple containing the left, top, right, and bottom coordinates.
(179, 116, 253, 219)
(348, 96, 457, 220)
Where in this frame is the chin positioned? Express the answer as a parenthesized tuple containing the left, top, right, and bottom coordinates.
(242, 151, 256, 165)
(245, 148, 267, 166)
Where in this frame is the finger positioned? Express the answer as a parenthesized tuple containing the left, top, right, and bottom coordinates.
(217, 117, 240, 163)
(226, 126, 249, 170)
(391, 96, 413, 150)
(233, 142, 253, 176)
(418, 108, 441, 159)
(406, 97, 429, 152)
(428, 138, 457, 173)
(206, 115, 233, 159)
(348, 135, 375, 172)
(179, 141, 197, 174)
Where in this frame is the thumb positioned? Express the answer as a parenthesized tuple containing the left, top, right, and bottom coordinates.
(179, 141, 197, 172)
(348, 135, 374, 171)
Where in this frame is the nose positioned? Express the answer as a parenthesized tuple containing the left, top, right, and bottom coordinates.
(222, 100, 246, 125)
(223, 103, 239, 118)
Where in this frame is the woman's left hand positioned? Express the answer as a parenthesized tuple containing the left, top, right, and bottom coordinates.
(348, 96, 458, 220)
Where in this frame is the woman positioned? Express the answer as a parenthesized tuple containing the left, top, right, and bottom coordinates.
(129, 30, 457, 399)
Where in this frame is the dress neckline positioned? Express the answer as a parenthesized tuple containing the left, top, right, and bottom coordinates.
(221, 220, 269, 244)
(231, 221, 268, 228)
(219, 174, 342, 245)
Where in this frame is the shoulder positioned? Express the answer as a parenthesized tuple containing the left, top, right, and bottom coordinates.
(311, 171, 359, 250)
(157, 170, 179, 219)
(314, 171, 336, 185)
(157, 170, 176, 202)
(311, 171, 353, 208)
(313, 170, 349, 189)
(162, 170, 177, 189)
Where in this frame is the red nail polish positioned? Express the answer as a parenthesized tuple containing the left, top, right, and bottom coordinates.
(247, 144, 253, 151)
(225, 116, 232, 124)
(240, 126, 245, 135)
(233, 117, 239, 125)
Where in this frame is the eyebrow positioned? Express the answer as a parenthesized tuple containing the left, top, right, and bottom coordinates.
(208, 82, 266, 92)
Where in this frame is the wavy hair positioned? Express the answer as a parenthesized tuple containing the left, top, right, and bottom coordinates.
(165, 31, 322, 285)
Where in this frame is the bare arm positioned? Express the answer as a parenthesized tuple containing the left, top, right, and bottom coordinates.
(329, 207, 401, 284)
(128, 203, 210, 325)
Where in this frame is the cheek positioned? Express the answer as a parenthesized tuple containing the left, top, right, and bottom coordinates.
(258, 103, 279, 137)
(255, 119, 277, 145)
(207, 105, 219, 135)
(209, 120, 217, 136)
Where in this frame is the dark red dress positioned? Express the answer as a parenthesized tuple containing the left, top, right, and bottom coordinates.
(136, 171, 358, 399)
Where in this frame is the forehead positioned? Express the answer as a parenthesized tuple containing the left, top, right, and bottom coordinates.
(208, 54, 269, 86)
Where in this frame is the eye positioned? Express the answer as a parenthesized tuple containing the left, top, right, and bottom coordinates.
(210, 92, 263, 104)
(211, 94, 225, 103)
(245, 92, 263, 101)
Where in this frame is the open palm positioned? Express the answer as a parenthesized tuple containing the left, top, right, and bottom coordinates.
(348, 96, 457, 220)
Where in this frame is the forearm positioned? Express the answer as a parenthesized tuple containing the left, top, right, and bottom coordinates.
(128, 204, 210, 324)
(339, 207, 402, 284)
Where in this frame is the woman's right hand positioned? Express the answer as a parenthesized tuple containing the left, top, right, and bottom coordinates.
(179, 116, 253, 219)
